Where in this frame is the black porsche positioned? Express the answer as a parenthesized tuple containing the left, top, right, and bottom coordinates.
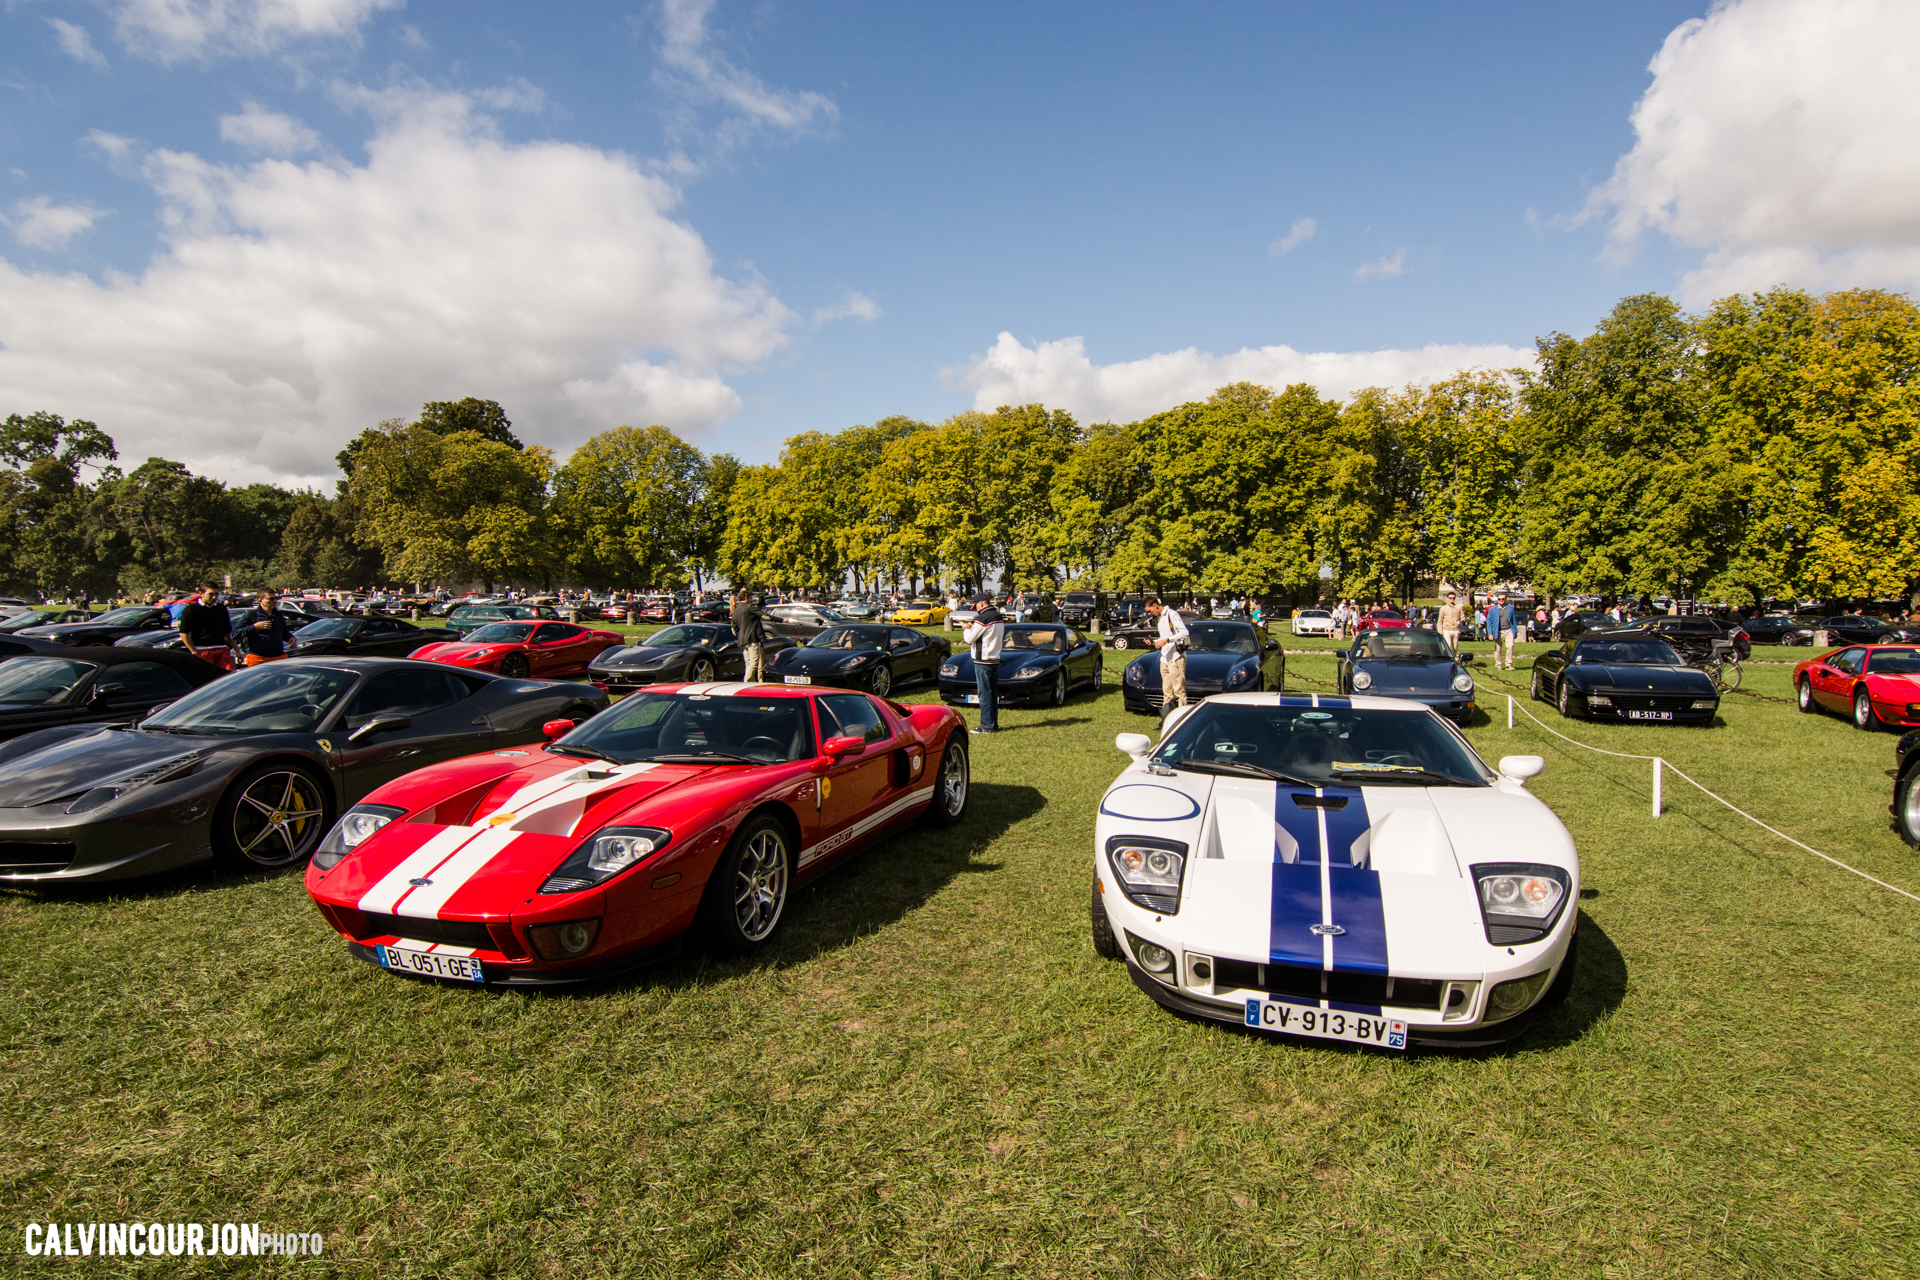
(1529, 633, 1720, 725)
(585, 623, 794, 695)
(0, 657, 608, 883)
(1334, 626, 1477, 723)
(939, 623, 1108, 708)
(15, 605, 175, 647)
(0, 645, 228, 743)
(768, 624, 950, 697)
(1117, 620, 1284, 714)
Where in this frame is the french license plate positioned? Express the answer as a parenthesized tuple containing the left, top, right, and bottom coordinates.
(784, 675, 811, 685)
(964, 694, 981, 705)
(377, 942, 483, 982)
(1244, 1000, 1406, 1050)
(1626, 709, 1673, 721)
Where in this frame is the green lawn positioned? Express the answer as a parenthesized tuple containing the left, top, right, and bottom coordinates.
(3, 651, 1917, 1277)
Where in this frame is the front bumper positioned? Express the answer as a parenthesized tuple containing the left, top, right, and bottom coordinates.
(937, 674, 1055, 705)
(346, 937, 683, 987)
(0, 801, 217, 883)
(1358, 688, 1475, 721)
(588, 666, 677, 694)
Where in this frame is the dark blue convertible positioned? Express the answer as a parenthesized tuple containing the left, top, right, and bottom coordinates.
(1119, 620, 1284, 714)
(1334, 626, 1477, 723)
(939, 624, 1105, 708)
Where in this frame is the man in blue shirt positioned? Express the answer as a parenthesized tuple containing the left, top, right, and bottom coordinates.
(1486, 591, 1518, 671)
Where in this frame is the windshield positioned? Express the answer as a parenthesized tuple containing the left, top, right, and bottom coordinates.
(1154, 702, 1490, 787)
(1574, 638, 1683, 665)
(297, 619, 360, 639)
(1004, 627, 1065, 653)
(0, 612, 64, 633)
(811, 626, 888, 650)
(95, 608, 157, 626)
(143, 664, 358, 734)
(1187, 622, 1258, 655)
(557, 691, 814, 764)
(1353, 630, 1452, 660)
(646, 626, 719, 648)
(0, 657, 92, 704)
(1066, 594, 1095, 604)
(462, 622, 536, 644)
(1867, 649, 1920, 675)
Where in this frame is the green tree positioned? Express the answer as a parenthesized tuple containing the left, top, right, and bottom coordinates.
(550, 425, 709, 590)
(0, 411, 118, 596)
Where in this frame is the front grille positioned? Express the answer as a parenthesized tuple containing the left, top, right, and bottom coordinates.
(0, 842, 77, 874)
(1600, 692, 1699, 711)
(353, 911, 495, 949)
(1208, 957, 1444, 1010)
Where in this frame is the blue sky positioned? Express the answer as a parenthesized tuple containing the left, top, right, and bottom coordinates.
(1, 1, 1913, 485)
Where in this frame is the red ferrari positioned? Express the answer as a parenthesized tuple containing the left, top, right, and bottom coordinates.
(1363, 608, 1409, 629)
(304, 682, 970, 984)
(1794, 643, 1920, 729)
(412, 620, 625, 679)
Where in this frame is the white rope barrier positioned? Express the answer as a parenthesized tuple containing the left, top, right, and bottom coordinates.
(1497, 691, 1920, 906)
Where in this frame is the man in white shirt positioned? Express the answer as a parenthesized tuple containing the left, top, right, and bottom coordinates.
(1145, 597, 1191, 711)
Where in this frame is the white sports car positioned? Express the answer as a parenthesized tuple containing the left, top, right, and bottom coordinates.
(1092, 693, 1579, 1050)
(1291, 609, 1335, 636)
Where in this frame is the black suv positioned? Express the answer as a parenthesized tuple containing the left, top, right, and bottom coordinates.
(1058, 591, 1105, 627)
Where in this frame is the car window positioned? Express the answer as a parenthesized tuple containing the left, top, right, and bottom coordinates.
(94, 608, 161, 627)
(0, 657, 93, 704)
(1005, 628, 1065, 652)
(817, 693, 889, 744)
(1830, 648, 1866, 675)
(463, 622, 537, 644)
(102, 661, 195, 700)
(1154, 702, 1491, 788)
(890, 628, 922, 649)
(341, 669, 469, 729)
(1354, 630, 1452, 659)
(535, 623, 582, 643)
(362, 618, 398, 635)
(144, 664, 358, 734)
(557, 691, 813, 763)
(1866, 649, 1920, 675)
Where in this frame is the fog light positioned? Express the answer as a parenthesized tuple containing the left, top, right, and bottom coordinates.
(1692, 699, 1717, 710)
(1485, 970, 1554, 1021)
(1125, 930, 1174, 975)
(528, 917, 602, 960)
(1586, 695, 1612, 707)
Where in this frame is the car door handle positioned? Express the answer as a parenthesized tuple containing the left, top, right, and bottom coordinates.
(471, 717, 488, 726)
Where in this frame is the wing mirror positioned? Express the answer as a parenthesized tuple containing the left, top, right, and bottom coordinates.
(1498, 755, 1546, 783)
(90, 682, 129, 708)
(1116, 732, 1152, 760)
(347, 713, 412, 743)
(821, 735, 864, 760)
(1265, 640, 1279, 652)
(542, 718, 576, 740)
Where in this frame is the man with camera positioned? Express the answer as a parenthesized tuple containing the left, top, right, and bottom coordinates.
(1145, 596, 1190, 710)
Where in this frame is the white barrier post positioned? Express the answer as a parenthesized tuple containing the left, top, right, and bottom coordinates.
(1507, 695, 1514, 729)
(1652, 757, 1663, 818)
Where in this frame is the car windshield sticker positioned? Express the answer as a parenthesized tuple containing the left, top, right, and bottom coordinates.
(1269, 786, 1390, 980)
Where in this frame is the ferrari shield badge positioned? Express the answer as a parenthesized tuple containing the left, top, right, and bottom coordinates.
(316, 739, 333, 753)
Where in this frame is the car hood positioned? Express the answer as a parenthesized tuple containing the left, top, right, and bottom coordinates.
(776, 647, 880, 674)
(416, 642, 509, 663)
(16, 624, 99, 639)
(1097, 767, 1575, 977)
(949, 649, 1058, 673)
(0, 728, 214, 808)
(1573, 663, 1714, 692)
(592, 644, 697, 668)
(1125, 650, 1256, 681)
(314, 754, 747, 919)
(1352, 658, 1462, 693)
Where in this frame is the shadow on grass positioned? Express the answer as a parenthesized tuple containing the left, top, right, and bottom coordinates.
(0, 858, 303, 907)
(996, 717, 1092, 733)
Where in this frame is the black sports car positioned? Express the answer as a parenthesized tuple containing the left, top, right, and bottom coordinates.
(1118, 620, 1285, 714)
(769, 625, 950, 698)
(1529, 633, 1720, 725)
(586, 623, 794, 694)
(1107, 610, 1201, 651)
(0, 657, 608, 883)
(16, 605, 175, 647)
(1553, 611, 1619, 641)
(1891, 731, 1920, 847)
(0, 645, 228, 743)
(1815, 615, 1916, 646)
(939, 623, 1106, 708)
(0, 609, 93, 635)
(1334, 626, 1477, 723)
(1739, 614, 1814, 646)
(0, 637, 68, 658)
(291, 615, 442, 658)
(1057, 592, 1104, 628)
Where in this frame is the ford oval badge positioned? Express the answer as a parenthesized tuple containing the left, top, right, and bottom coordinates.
(408, 877, 433, 887)
(1309, 923, 1346, 936)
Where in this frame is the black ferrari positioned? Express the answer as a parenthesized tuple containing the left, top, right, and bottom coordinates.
(0, 657, 608, 883)
(0, 609, 93, 635)
(938, 623, 1107, 708)
(15, 605, 175, 647)
(0, 645, 228, 743)
(1529, 633, 1720, 725)
(585, 623, 794, 695)
(292, 615, 442, 658)
(768, 624, 950, 698)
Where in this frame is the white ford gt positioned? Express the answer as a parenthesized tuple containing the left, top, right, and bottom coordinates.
(1093, 693, 1579, 1050)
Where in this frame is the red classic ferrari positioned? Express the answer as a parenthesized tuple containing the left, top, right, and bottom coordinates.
(1794, 643, 1920, 729)
(304, 682, 970, 984)
(411, 620, 626, 679)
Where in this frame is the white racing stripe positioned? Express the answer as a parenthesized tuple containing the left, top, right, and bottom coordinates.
(394, 827, 521, 918)
(357, 825, 480, 914)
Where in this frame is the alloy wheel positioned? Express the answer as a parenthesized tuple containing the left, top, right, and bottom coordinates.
(1052, 670, 1068, 707)
(941, 740, 969, 819)
(501, 654, 530, 678)
(871, 664, 892, 697)
(1855, 688, 1876, 730)
(1798, 678, 1816, 713)
(232, 770, 327, 867)
(1557, 680, 1574, 718)
(688, 658, 715, 683)
(732, 827, 790, 942)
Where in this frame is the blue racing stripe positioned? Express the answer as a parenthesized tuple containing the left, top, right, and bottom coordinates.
(1268, 864, 1324, 967)
(1267, 785, 1391, 976)
(1328, 865, 1390, 974)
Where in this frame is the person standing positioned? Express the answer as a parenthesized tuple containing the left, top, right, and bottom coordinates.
(177, 583, 235, 671)
(1487, 591, 1517, 671)
(963, 595, 1005, 734)
(1145, 596, 1191, 711)
(240, 590, 297, 665)
(732, 589, 766, 683)
(1437, 590, 1464, 653)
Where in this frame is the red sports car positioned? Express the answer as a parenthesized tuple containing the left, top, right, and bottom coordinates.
(1794, 643, 1920, 729)
(1363, 609, 1409, 629)
(304, 682, 970, 984)
(411, 620, 625, 679)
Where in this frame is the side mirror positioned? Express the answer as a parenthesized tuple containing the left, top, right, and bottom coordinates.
(347, 713, 412, 743)
(542, 718, 577, 740)
(1116, 732, 1152, 760)
(1265, 640, 1278, 652)
(821, 735, 864, 760)
(91, 682, 129, 707)
(1498, 755, 1546, 783)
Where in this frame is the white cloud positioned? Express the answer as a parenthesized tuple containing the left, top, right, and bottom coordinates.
(1598, 0, 1920, 301)
(107, 0, 402, 64)
(49, 18, 109, 68)
(950, 333, 1534, 423)
(1268, 216, 1316, 256)
(813, 289, 882, 324)
(218, 102, 322, 155)
(84, 129, 136, 162)
(0, 87, 792, 488)
(7, 197, 103, 250)
(654, 0, 837, 157)
(1353, 248, 1407, 282)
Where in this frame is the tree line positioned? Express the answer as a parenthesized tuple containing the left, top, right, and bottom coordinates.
(4, 287, 1917, 606)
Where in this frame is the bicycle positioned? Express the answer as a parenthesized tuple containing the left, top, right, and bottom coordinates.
(1681, 637, 1744, 691)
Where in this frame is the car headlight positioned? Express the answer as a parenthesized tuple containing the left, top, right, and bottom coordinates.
(940, 663, 959, 676)
(836, 655, 871, 670)
(1107, 837, 1186, 914)
(1485, 969, 1555, 1021)
(1124, 663, 1145, 686)
(539, 825, 671, 893)
(1471, 863, 1569, 944)
(1586, 694, 1612, 706)
(313, 803, 406, 870)
(1452, 672, 1475, 692)
(1351, 669, 1373, 690)
(1009, 664, 1047, 679)
(1228, 663, 1256, 685)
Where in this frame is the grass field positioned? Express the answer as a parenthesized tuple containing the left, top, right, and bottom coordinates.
(3, 641, 1918, 1277)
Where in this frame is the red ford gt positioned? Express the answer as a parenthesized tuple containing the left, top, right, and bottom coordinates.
(304, 682, 970, 984)
(1794, 643, 1920, 729)
(411, 620, 625, 679)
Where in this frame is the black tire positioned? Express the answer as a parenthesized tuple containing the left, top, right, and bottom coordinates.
(1091, 880, 1121, 959)
(1798, 676, 1817, 714)
(870, 664, 893, 698)
(698, 813, 793, 952)
(501, 653, 531, 679)
(925, 735, 969, 827)
(1111, 635, 1130, 650)
(1091, 662, 1104, 690)
(1530, 668, 1544, 702)
(1853, 687, 1878, 731)
(1540, 932, 1578, 1007)
(1557, 679, 1578, 719)
(687, 657, 715, 683)
(214, 762, 333, 871)
(1051, 670, 1068, 707)
(1895, 770, 1920, 849)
